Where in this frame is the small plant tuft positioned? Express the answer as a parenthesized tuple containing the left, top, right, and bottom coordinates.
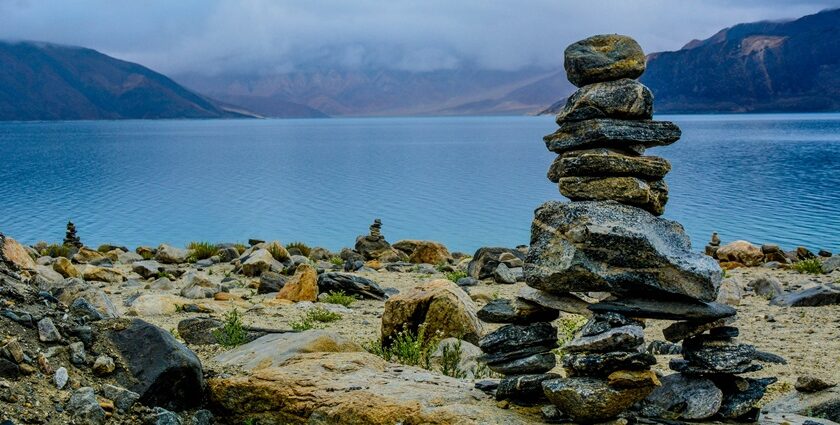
(41, 243, 72, 259)
(365, 325, 439, 370)
(213, 308, 248, 347)
(188, 241, 218, 261)
(307, 307, 342, 323)
(321, 291, 358, 307)
(556, 314, 588, 348)
(438, 339, 467, 379)
(445, 270, 467, 283)
(286, 241, 312, 257)
(233, 243, 247, 255)
(329, 256, 344, 266)
(792, 258, 823, 274)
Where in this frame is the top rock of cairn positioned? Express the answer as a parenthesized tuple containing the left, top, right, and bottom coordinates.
(546, 34, 678, 216)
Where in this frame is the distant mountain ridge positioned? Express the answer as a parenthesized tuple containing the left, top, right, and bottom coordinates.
(542, 8, 840, 115)
(0, 41, 260, 121)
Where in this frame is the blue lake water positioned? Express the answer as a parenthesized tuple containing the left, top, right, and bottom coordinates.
(1, 114, 838, 253)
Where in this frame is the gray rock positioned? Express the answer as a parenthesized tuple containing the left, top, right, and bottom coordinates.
(796, 376, 836, 393)
(517, 286, 592, 316)
(558, 175, 668, 216)
(179, 272, 222, 299)
(155, 244, 187, 264)
(579, 312, 644, 337)
(564, 34, 646, 87)
(771, 285, 840, 307)
(101, 384, 140, 412)
(749, 275, 784, 300)
(647, 340, 682, 355)
(467, 247, 525, 280)
(133, 260, 163, 279)
(476, 298, 559, 324)
(823, 256, 840, 273)
(67, 387, 106, 425)
(217, 247, 240, 263)
(562, 351, 656, 377)
(149, 277, 174, 290)
(641, 374, 723, 420)
(240, 248, 277, 277)
(662, 317, 735, 342)
(493, 263, 517, 284)
(150, 407, 182, 425)
(101, 318, 204, 410)
(69, 341, 86, 365)
(761, 383, 840, 423)
(496, 373, 560, 405)
(478, 322, 558, 354)
(258, 271, 286, 294)
(456, 277, 478, 287)
(92, 355, 115, 375)
(681, 337, 758, 373)
(544, 119, 681, 155)
(556, 78, 653, 123)
(191, 409, 214, 425)
(71, 297, 105, 321)
(54, 366, 68, 388)
(37, 317, 62, 342)
(565, 324, 645, 353)
(487, 352, 557, 375)
(317, 272, 387, 300)
(526, 201, 722, 301)
(717, 377, 777, 419)
(551, 148, 670, 180)
(177, 317, 223, 345)
(543, 376, 655, 423)
(589, 297, 736, 320)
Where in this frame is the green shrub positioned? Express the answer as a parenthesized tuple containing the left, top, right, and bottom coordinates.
(329, 256, 344, 266)
(321, 291, 358, 307)
(792, 258, 823, 274)
(41, 243, 72, 258)
(557, 314, 588, 348)
(307, 307, 342, 323)
(366, 325, 439, 370)
(140, 250, 155, 260)
(286, 241, 312, 257)
(213, 309, 248, 347)
(445, 270, 467, 283)
(290, 318, 315, 331)
(438, 339, 467, 379)
(188, 241, 218, 261)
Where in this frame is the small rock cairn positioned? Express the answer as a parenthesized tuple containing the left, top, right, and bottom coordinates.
(369, 218, 382, 238)
(478, 34, 777, 423)
(63, 220, 82, 248)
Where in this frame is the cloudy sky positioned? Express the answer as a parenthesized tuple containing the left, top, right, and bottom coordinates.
(1, 0, 838, 75)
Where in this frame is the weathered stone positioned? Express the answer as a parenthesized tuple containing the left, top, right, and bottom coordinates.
(53, 256, 80, 278)
(176, 317, 223, 345)
(492, 263, 517, 284)
(179, 271, 221, 299)
(382, 279, 483, 345)
(526, 201, 722, 301)
(468, 247, 526, 280)
(562, 351, 656, 377)
(0, 234, 37, 270)
(258, 271, 286, 294)
(795, 376, 836, 393)
(579, 312, 644, 337)
(132, 260, 163, 279)
(565, 325, 645, 353)
(761, 383, 840, 423)
(240, 248, 276, 277)
(155, 244, 187, 264)
(101, 318, 204, 410)
(607, 369, 660, 388)
(318, 272, 388, 300)
(717, 240, 764, 267)
(717, 377, 776, 419)
(276, 264, 318, 302)
(487, 352, 557, 375)
(400, 240, 451, 265)
(67, 387, 106, 425)
(640, 374, 723, 420)
(681, 338, 757, 373)
(517, 286, 592, 316)
(0, 357, 20, 378)
(556, 78, 653, 123)
(82, 265, 125, 283)
(564, 34, 646, 87)
(354, 234, 393, 261)
(771, 285, 840, 307)
(822, 256, 840, 273)
(662, 316, 735, 342)
(589, 297, 736, 320)
(496, 373, 560, 405)
(543, 377, 655, 423)
(716, 277, 743, 306)
(553, 149, 670, 180)
(38, 317, 62, 342)
(478, 322, 557, 355)
(429, 338, 483, 379)
(544, 119, 681, 155)
(476, 298, 559, 324)
(559, 176, 668, 215)
(215, 330, 364, 371)
(93, 355, 115, 375)
(101, 384, 140, 412)
(73, 247, 106, 264)
(669, 358, 762, 375)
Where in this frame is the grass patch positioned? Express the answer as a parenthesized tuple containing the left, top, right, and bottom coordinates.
(307, 307, 342, 323)
(188, 241, 218, 261)
(366, 325, 439, 370)
(792, 258, 823, 274)
(233, 243, 247, 255)
(286, 241, 312, 257)
(213, 309, 248, 347)
(445, 270, 467, 283)
(139, 250, 155, 260)
(41, 243, 73, 258)
(557, 314, 588, 348)
(321, 291, 358, 307)
(290, 318, 315, 331)
(438, 339, 467, 379)
(329, 256, 344, 266)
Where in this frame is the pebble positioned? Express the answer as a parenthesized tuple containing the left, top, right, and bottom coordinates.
(54, 367, 68, 389)
(92, 355, 115, 376)
(37, 317, 62, 342)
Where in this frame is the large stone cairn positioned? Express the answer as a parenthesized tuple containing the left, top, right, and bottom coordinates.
(478, 34, 776, 423)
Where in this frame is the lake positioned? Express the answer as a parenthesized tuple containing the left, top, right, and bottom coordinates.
(1, 114, 838, 254)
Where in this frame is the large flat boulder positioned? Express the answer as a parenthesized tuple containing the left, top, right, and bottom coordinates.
(0, 234, 36, 271)
(525, 201, 722, 301)
(208, 351, 536, 424)
(215, 330, 364, 371)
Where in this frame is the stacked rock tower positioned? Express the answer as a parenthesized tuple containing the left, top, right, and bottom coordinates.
(478, 34, 777, 423)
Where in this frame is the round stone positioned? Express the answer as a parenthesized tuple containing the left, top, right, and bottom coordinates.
(564, 34, 646, 87)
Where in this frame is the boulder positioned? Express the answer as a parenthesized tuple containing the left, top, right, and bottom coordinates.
(716, 277, 743, 306)
(544, 119, 681, 155)
(556, 78, 653, 123)
(476, 298, 559, 324)
(354, 235, 394, 261)
(258, 271, 286, 294)
(771, 285, 840, 307)
(264, 241, 291, 262)
(761, 384, 840, 423)
(45, 278, 120, 319)
(132, 260, 163, 279)
(392, 240, 452, 264)
(716, 240, 764, 267)
(317, 272, 388, 300)
(748, 274, 784, 300)
(240, 248, 276, 277)
(53, 256, 80, 278)
(496, 373, 560, 405)
(0, 234, 36, 270)
(155, 244, 187, 264)
(478, 322, 558, 366)
(215, 330, 364, 371)
(558, 176, 668, 215)
(822, 256, 840, 273)
(276, 264, 318, 302)
(542, 377, 655, 423)
(640, 374, 722, 420)
(662, 317, 735, 343)
(795, 376, 836, 393)
(429, 338, 484, 378)
(180, 271, 222, 299)
(526, 201, 723, 301)
(717, 377, 776, 419)
(467, 247, 525, 280)
(72, 247, 106, 264)
(382, 279, 483, 345)
(493, 263, 517, 284)
(66, 387, 106, 425)
(177, 317, 224, 345)
(99, 318, 204, 410)
(517, 286, 592, 316)
(82, 266, 125, 283)
(564, 34, 646, 87)
(552, 148, 670, 180)
(127, 294, 183, 316)
(208, 351, 535, 424)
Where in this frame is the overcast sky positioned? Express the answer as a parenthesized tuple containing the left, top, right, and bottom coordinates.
(1, 0, 838, 75)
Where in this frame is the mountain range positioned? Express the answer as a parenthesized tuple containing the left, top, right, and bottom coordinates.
(2, 8, 839, 120)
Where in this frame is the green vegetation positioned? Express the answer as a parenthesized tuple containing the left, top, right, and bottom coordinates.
(329, 256, 344, 266)
(96, 244, 113, 253)
(41, 243, 72, 258)
(233, 243, 247, 255)
(156, 270, 174, 280)
(307, 307, 342, 323)
(438, 339, 467, 379)
(445, 270, 468, 283)
(188, 241, 218, 261)
(286, 241, 312, 257)
(321, 291, 358, 307)
(366, 325, 438, 370)
(139, 250, 155, 260)
(290, 318, 314, 331)
(556, 314, 588, 348)
(267, 243, 288, 261)
(213, 309, 248, 347)
(792, 258, 823, 274)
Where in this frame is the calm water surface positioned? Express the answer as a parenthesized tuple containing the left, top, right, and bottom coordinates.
(1, 114, 838, 253)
